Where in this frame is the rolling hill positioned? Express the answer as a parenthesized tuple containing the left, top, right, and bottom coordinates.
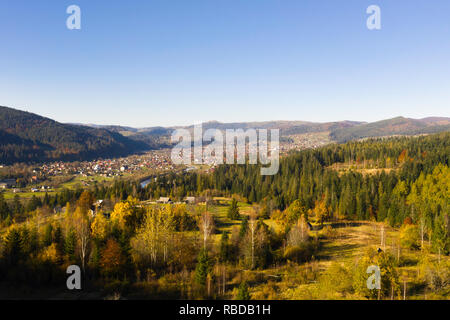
(0, 106, 151, 164)
(330, 116, 450, 143)
(182, 120, 364, 136)
(1, 105, 449, 164)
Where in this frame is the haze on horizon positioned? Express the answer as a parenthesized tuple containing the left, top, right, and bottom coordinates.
(1, 1, 449, 127)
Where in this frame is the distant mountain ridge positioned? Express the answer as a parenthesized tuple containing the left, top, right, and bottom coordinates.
(330, 116, 450, 142)
(98, 117, 448, 143)
(1, 105, 449, 164)
(85, 120, 365, 138)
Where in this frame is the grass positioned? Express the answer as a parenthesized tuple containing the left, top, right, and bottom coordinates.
(2, 190, 58, 200)
(208, 200, 283, 244)
(2, 174, 121, 201)
(248, 221, 449, 300)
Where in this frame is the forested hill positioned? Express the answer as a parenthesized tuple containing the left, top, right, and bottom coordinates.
(0, 106, 150, 164)
(2, 105, 449, 164)
(141, 132, 449, 224)
(330, 116, 450, 143)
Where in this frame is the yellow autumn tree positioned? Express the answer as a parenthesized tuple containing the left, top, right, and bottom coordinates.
(91, 212, 109, 241)
(314, 198, 330, 225)
(131, 206, 174, 268)
(111, 201, 133, 230)
(39, 243, 61, 264)
(111, 197, 142, 231)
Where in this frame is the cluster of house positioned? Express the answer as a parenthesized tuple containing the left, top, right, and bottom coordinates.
(50, 199, 109, 218)
(279, 133, 331, 153)
(0, 179, 16, 189)
(30, 185, 52, 193)
(30, 149, 175, 179)
(1, 150, 181, 195)
(155, 196, 197, 204)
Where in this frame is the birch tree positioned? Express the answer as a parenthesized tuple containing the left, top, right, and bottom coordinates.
(199, 211, 215, 249)
(131, 206, 174, 268)
(73, 206, 91, 273)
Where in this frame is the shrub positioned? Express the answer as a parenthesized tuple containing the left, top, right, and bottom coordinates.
(400, 224, 420, 250)
(283, 242, 315, 263)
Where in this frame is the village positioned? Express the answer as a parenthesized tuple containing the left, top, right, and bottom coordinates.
(38, 149, 175, 177)
(0, 132, 332, 199)
(0, 149, 176, 197)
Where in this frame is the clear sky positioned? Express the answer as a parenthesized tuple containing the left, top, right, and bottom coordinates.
(1, 0, 449, 127)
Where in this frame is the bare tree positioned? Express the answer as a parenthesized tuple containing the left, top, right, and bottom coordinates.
(287, 215, 309, 247)
(380, 224, 386, 250)
(248, 213, 257, 270)
(199, 211, 215, 249)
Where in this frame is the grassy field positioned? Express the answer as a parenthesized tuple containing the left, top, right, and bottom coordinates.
(1, 174, 122, 201)
(2, 190, 57, 200)
(250, 222, 449, 300)
(58, 174, 118, 189)
(208, 200, 282, 244)
(205, 200, 448, 300)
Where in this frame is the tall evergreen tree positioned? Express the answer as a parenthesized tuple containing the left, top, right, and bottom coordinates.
(227, 199, 240, 220)
(237, 281, 251, 300)
(195, 248, 211, 286)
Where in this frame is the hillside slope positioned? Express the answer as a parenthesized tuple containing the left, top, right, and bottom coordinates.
(330, 116, 450, 142)
(0, 106, 150, 164)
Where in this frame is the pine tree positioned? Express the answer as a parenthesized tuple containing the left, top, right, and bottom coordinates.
(0, 192, 10, 219)
(195, 248, 211, 286)
(53, 224, 64, 253)
(43, 224, 53, 247)
(27, 195, 41, 212)
(4, 227, 22, 265)
(43, 192, 50, 206)
(219, 232, 229, 263)
(227, 199, 240, 220)
(65, 228, 77, 262)
(12, 195, 23, 215)
(239, 215, 249, 238)
(237, 281, 251, 300)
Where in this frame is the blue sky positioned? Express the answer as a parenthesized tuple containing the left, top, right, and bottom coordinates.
(0, 0, 449, 127)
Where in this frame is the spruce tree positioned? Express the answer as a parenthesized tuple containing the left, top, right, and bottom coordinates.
(0, 192, 10, 219)
(239, 215, 249, 238)
(219, 232, 229, 263)
(195, 248, 211, 286)
(227, 198, 240, 220)
(237, 281, 251, 300)
(4, 227, 22, 265)
(64, 228, 77, 262)
(43, 224, 53, 247)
